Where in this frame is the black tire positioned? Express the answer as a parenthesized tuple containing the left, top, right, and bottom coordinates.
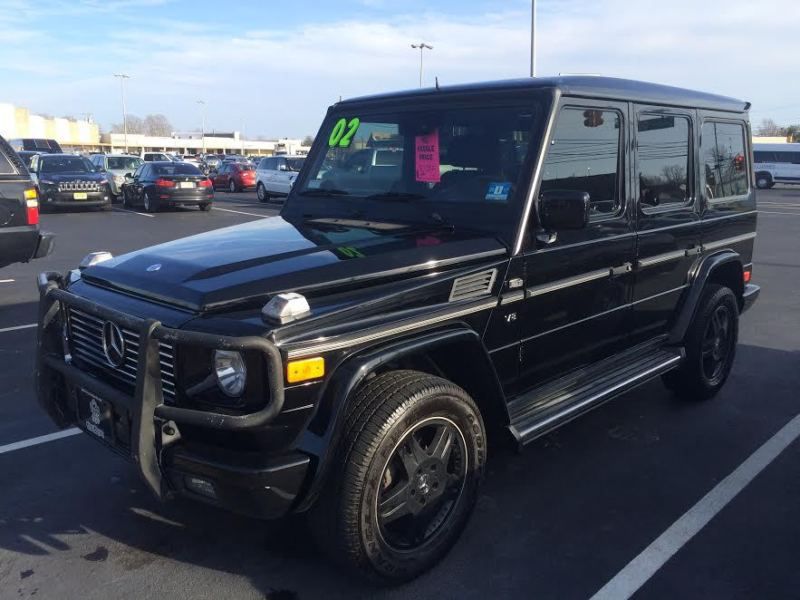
(257, 183, 269, 203)
(310, 370, 486, 584)
(663, 284, 739, 401)
(199, 203, 211, 212)
(755, 172, 773, 190)
(229, 179, 237, 193)
(143, 192, 158, 213)
(100, 202, 112, 211)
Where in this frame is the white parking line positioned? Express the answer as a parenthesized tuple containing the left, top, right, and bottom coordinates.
(590, 413, 800, 600)
(0, 428, 82, 455)
(0, 323, 37, 334)
(212, 206, 267, 218)
(112, 207, 154, 218)
(760, 211, 800, 216)
(0, 279, 14, 283)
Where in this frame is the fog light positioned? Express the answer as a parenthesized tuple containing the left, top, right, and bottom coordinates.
(213, 349, 247, 397)
(184, 476, 216, 499)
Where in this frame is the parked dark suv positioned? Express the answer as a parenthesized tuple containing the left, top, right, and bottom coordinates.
(0, 135, 53, 269)
(35, 77, 759, 583)
(29, 154, 111, 211)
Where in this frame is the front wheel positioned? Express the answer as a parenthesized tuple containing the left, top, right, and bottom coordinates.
(310, 370, 486, 584)
(257, 182, 269, 203)
(755, 172, 773, 189)
(663, 283, 739, 400)
(229, 179, 237, 193)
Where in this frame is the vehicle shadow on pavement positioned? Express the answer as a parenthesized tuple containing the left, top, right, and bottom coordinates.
(1, 343, 797, 599)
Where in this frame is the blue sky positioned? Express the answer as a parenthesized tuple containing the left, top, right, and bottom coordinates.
(1, 0, 798, 138)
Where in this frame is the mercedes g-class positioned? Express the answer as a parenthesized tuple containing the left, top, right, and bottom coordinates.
(36, 76, 759, 583)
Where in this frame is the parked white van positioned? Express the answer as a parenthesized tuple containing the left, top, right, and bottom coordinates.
(753, 143, 800, 188)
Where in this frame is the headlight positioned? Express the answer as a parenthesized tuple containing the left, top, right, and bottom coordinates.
(114, 175, 125, 183)
(213, 350, 247, 397)
(39, 180, 56, 186)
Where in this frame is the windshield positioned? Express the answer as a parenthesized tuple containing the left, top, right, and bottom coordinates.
(40, 156, 92, 173)
(295, 102, 541, 236)
(286, 157, 305, 172)
(107, 156, 142, 170)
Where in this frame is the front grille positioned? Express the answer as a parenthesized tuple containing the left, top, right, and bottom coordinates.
(67, 308, 176, 402)
(58, 180, 102, 192)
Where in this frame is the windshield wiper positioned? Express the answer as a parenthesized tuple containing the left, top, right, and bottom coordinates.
(363, 192, 426, 202)
(300, 188, 350, 197)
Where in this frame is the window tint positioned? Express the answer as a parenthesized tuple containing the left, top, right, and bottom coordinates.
(0, 150, 14, 175)
(263, 158, 277, 170)
(637, 114, 691, 208)
(539, 107, 623, 217)
(153, 163, 202, 176)
(753, 151, 776, 163)
(701, 122, 748, 200)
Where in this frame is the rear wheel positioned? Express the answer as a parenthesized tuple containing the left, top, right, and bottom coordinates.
(310, 370, 486, 583)
(143, 192, 158, 213)
(663, 284, 739, 400)
(199, 203, 211, 212)
(229, 179, 237, 193)
(257, 182, 269, 203)
(755, 172, 773, 189)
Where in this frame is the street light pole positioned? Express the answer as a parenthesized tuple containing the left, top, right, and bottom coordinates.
(113, 73, 130, 153)
(196, 100, 206, 154)
(411, 43, 433, 88)
(530, 0, 537, 77)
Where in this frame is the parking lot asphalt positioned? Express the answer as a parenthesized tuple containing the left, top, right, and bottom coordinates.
(0, 189, 798, 599)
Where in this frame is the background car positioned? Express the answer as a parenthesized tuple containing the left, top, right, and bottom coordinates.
(16, 151, 40, 170)
(8, 138, 63, 154)
(213, 162, 256, 192)
(256, 155, 305, 202)
(0, 134, 53, 268)
(29, 153, 111, 211)
(142, 152, 172, 162)
(89, 154, 143, 200)
(122, 161, 213, 212)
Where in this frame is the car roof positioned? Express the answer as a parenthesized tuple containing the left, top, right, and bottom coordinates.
(340, 76, 749, 113)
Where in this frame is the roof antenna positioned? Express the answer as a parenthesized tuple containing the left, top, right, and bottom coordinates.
(435, 76, 440, 91)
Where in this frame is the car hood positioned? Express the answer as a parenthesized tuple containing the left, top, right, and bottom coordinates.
(39, 172, 106, 182)
(82, 216, 507, 312)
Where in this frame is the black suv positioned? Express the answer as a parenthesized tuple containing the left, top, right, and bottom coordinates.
(35, 77, 759, 583)
(29, 153, 111, 211)
(0, 135, 53, 269)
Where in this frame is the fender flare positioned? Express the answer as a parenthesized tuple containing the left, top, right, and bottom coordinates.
(668, 250, 742, 344)
(294, 325, 505, 512)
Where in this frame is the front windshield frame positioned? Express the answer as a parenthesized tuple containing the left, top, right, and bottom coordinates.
(287, 90, 551, 246)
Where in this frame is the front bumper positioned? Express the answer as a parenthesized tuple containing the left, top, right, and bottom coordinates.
(35, 272, 307, 519)
(41, 190, 110, 208)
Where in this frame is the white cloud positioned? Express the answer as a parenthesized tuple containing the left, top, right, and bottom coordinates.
(3, 0, 799, 136)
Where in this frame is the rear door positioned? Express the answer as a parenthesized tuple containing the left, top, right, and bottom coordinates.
(631, 105, 700, 342)
(516, 99, 636, 390)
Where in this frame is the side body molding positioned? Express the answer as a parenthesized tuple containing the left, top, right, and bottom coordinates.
(668, 250, 742, 345)
(294, 327, 506, 511)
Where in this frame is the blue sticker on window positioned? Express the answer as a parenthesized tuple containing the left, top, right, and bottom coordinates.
(485, 182, 511, 202)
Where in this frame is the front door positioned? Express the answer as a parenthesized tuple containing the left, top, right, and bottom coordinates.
(517, 100, 636, 390)
(631, 105, 701, 343)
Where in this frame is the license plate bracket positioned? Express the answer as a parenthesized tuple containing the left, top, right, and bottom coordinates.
(77, 389, 130, 450)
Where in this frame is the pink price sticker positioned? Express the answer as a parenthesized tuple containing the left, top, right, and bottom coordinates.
(415, 130, 440, 183)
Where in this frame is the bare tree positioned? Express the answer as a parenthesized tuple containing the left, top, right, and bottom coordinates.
(143, 114, 173, 137)
(111, 114, 144, 134)
(756, 118, 785, 137)
(302, 135, 315, 146)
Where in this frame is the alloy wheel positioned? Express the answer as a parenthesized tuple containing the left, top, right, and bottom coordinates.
(701, 304, 733, 384)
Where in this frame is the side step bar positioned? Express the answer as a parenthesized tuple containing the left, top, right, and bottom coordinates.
(508, 343, 684, 447)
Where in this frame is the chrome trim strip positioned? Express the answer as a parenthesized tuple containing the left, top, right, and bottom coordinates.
(500, 290, 525, 306)
(533, 232, 634, 255)
(519, 303, 626, 344)
(513, 88, 562, 256)
(701, 210, 758, 222)
(632, 285, 688, 305)
(637, 249, 687, 269)
(514, 354, 683, 440)
(703, 232, 757, 251)
(526, 268, 609, 298)
(284, 297, 498, 359)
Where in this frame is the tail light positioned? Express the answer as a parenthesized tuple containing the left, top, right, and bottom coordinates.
(743, 266, 752, 284)
(155, 178, 175, 188)
(199, 179, 212, 188)
(24, 188, 39, 225)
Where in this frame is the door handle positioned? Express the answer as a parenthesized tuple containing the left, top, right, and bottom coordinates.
(685, 246, 703, 256)
(610, 262, 633, 277)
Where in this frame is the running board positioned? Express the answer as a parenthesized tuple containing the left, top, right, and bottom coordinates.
(508, 343, 684, 446)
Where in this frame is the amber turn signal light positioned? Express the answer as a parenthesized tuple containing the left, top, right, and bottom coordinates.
(286, 356, 325, 384)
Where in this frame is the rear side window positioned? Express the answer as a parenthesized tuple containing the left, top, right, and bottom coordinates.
(701, 122, 748, 200)
(753, 151, 776, 163)
(637, 114, 691, 209)
(540, 107, 624, 218)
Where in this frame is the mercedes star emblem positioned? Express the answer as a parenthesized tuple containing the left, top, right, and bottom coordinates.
(101, 321, 127, 368)
(146, 263, 162, 272)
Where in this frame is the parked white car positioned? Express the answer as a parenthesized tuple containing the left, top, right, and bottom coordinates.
(89, 154, 143, 199)
(753, 143, 800, 189)
(256, 156, 305, 202)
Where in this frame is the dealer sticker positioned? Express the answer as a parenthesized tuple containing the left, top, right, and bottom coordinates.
(485, 182, 511, 202)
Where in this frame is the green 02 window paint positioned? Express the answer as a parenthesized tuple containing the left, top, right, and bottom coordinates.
(328, 118, 361, 147)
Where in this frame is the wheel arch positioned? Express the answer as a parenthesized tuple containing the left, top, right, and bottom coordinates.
(669, 250, 743, 344)
(294, 325, 507, 511)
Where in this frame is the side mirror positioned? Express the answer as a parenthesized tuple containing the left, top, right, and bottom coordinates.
(279, 164, 289, 172)
(539, 190, 590, 231)
(124, 172, 133, 179)
(95, 166, 106, 173)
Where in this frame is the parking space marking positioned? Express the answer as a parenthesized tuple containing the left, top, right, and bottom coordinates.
(0, 428, 81, 455)
(112, 207, 154, 218)
(590, 413, 800, 600)
(0, 279, 14, 283)
(760, 211, 800, 216)
(0, 323, 37, 334)
(212, 206, 267, 218)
